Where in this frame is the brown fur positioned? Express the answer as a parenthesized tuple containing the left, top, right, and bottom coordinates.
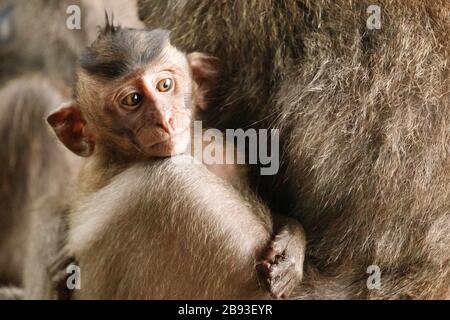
(53, 27, 305, 299)
(139, 0, 450, 299)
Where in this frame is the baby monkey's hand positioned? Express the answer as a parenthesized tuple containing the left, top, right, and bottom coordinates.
(258, 218, 306, 299)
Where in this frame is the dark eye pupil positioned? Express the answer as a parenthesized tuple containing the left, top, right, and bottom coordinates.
(131, 93, 140, 103)
(122, 93, 142, 108)
(163, 80, 170, 88)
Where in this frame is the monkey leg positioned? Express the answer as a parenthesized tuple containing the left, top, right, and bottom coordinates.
(258, 215, 306, 299)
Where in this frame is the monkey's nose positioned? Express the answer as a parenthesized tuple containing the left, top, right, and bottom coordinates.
(158, 111, 174, 134)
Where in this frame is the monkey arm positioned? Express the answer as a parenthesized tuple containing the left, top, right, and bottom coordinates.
(137, 0, 450, 300)
(198, 145, 306, 299)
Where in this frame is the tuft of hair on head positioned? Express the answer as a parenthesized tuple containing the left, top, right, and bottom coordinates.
(98, 11, 121, 37)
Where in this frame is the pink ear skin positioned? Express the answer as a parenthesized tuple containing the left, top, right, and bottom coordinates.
(187, 52, 220, 110)
(47, 103, 95, 157)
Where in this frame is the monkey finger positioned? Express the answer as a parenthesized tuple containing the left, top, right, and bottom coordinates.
(268, 259, 295, 280)
(259, 254, 301, 298)
(259, 250, 285, 278)
(262, 245, 279, 262)
(267, 261, 299, 298)
(270, 274, 297, 299)
(271, 228, 293, 254)
(256, 260, 272, 280)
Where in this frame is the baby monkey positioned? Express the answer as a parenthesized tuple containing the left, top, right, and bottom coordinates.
(47, 22, 305, 299)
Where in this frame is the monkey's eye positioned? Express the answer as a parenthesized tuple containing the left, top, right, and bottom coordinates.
(156, 78, 174, 93)
(121, 92, 142, 109)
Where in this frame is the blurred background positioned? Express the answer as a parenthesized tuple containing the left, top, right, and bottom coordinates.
(0, 0, 144, 294)
(0, 0, 143, 90)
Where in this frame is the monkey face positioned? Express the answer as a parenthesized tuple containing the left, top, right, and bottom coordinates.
(102, 61, 193, 157)
(47, 27, 219, 159)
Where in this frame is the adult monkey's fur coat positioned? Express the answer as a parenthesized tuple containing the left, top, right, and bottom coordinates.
(138, 0, 450, 299)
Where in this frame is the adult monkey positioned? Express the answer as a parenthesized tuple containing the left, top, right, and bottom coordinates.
(1, 0, 448, 300)
(138, 0, 450, 299)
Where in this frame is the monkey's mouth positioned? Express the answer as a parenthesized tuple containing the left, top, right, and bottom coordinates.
(148, 128, 190, 157)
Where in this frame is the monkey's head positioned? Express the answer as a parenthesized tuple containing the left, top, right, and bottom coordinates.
(47, 24, 218, 158)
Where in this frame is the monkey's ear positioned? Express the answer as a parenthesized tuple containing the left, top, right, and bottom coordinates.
(47, 103, 96, 157)
(187, 52, 220, 110)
